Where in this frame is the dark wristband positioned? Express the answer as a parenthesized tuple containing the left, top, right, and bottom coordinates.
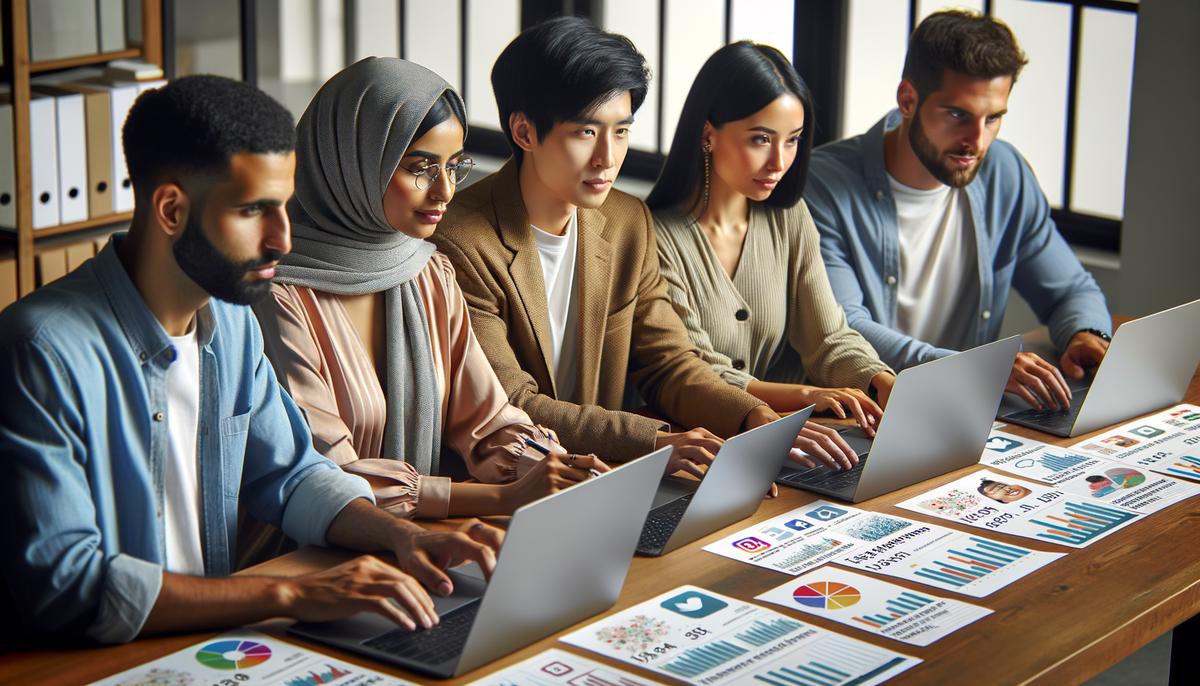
(1076, 328, 1112, 343)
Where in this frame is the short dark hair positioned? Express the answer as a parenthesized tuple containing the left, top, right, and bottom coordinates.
(123, 74, 296, 199)
(902, 9, 1028, 101)
(413, 90, 467, 143)
(646, 42, 814, 211)
(978, 479, 1001, 495)
(491, 15, 649, 162)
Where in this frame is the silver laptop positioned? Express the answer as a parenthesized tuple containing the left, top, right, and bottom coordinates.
(999, 298, 1200, 437)
(777, 336, 1020, 503)
(636, 406, 814, 556)
(289, 447, 671, 678)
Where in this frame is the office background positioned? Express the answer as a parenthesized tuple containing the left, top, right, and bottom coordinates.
(159, 0, 1197, 331)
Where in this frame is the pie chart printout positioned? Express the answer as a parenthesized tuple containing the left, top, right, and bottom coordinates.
(792, 582, 862, 610)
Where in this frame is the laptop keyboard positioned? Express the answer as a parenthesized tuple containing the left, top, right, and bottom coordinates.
(637, 494, 693, 554)
(1004, 381, 1089, 434)
(362, 600, 480, 663)
(781, 456, 868, 492)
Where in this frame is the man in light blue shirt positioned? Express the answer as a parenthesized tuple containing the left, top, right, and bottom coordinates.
(0, 75, 499, 646)
(807, 10, 1112, 411)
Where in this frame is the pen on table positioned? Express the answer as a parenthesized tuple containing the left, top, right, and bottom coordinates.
(523, 436, 602, 477)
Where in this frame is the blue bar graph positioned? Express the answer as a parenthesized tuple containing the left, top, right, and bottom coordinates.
(751, 636, 912, 686)
(1039, 452, 1088, 471)
(1163, 455, 1200, 481)
(735, 617, 805, 646)
(913, 536, 1031, 587)
(1032, 501, 1137, 545)
(661, 640, 748, 678)
(854, 592, 934, 628)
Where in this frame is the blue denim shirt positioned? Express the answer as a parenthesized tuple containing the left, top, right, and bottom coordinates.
(0, 236, 373, 644)
(806, 111, 1111, 370)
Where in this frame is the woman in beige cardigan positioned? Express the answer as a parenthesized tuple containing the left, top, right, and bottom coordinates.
(647, 42, 895, 437)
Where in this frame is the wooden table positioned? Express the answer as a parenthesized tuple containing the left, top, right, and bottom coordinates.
(4, 365, 1198, 686)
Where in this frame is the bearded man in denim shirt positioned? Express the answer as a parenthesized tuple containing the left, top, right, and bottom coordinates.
(0, 75, 500, 646)
(807, 10, 1112, 412)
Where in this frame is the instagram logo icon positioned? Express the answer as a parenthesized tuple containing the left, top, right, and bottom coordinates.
(732, 536, 771, 552)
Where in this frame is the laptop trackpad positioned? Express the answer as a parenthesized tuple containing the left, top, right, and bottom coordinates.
(838, 426, 873, 457)
(432, 564, 487, 614)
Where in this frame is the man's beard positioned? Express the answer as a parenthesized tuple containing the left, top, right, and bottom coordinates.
(908, 114, 983, 188)
(173, 211, 281, 305)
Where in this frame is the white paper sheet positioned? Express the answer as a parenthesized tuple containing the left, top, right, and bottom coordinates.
(561, 586, 920, 686)
(702, 501, 1063, 597)
(90, 630, 416, 686)
(756, 567, 992, 647)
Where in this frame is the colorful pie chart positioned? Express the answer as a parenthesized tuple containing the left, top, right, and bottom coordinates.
(792, 581, 861, 610)
(195, 639, 272, 670)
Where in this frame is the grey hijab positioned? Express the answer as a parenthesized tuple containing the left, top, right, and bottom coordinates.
(276, 57, 466, 475)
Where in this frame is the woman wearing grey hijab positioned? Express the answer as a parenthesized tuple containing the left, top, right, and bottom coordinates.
(242, 58, 606, 564)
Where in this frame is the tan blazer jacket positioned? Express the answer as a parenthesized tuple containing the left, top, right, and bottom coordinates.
(431, 161, 765, 461)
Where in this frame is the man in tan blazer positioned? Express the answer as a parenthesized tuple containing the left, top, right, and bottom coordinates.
(432, 17, 856, 475)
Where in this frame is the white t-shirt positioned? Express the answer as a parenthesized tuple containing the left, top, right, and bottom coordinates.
(890, 175, 979, 350)
(531, 210, 579, 401)
(163, 325, 205, 576)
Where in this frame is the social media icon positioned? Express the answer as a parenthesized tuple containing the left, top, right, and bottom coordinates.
(1130, 425, 1164, 438)
(986, 436, 1023, 452)
(762, 526, 795, 542)
(541, 661, 573, 677)
(784, 518, 813, 532)
(661, 591, 728, 619)
(805, 505, 848, 522)
(733, 536, 771, 552)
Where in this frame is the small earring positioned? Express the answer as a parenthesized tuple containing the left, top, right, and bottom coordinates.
(702, 142, 712, 211)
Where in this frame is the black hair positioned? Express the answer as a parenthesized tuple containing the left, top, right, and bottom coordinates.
(903, 9, 1028, 102)
(645, 42, 814, 212)
(490, 15, 650, 163)
(123, 74, 295, 200)
(977, 479, 1001, 495)
(413, 90, 467, 143)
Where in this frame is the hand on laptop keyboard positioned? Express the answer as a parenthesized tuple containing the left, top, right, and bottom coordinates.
(790, 421, 858, 471)
(1007, 352, 1072, 411)
(276, 555, 438, 630)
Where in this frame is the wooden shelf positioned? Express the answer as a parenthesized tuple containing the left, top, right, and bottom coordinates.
(29, 48, 142, 74)
(32, 212, 134, 239)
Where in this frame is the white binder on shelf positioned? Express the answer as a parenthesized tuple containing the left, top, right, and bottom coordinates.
(0, 95, 15, 229)
(33, 85, 89, 224)
(30, 94, 61, 230)
(29, 0, 100, 62)
(68, 81, 137, 213)
(96, 0, 127, 53)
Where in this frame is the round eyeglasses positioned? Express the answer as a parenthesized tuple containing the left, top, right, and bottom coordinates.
(407, 158, 476, 190)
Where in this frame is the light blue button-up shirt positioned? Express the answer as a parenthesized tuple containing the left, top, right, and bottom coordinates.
(0, 235, 373, 644)
(806, 111, 1111, 371)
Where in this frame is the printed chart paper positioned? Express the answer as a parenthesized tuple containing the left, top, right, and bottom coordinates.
(561, 585, 919, 686)
(703, 501, 1062, 597)
(466, 648, 660, 685)
(980, 431, 1200, 514)
(896, 470, 1142, 547)
(1070, 404, 1200, 482)
(90, 630, 416, 685)
(756, 567, 992, 647)
(978, 432, 1106, 484)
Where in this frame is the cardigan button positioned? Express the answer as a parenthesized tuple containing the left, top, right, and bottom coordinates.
(875, 189, 885, 201)
(981, 310, 992, 320)
(885, 275, 897, 286)
(153, 411, 165, 422)
(735, 308, 749, 321)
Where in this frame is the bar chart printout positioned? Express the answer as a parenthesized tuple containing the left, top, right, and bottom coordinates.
(758, 568, 992, 647)
(749, 635, 914, 686)
(912, 536, 1032, 588)
(562, 585, 919, 685)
